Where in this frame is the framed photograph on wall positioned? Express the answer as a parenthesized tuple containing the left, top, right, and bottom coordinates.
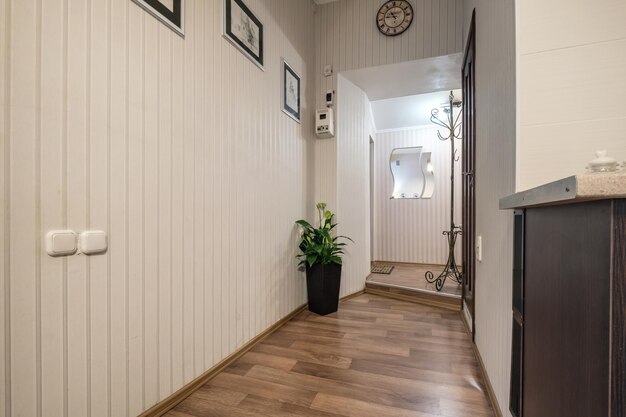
(223, 0, 264, 70)
(131, 0, 184, 37)
(282, 59, 301, 123)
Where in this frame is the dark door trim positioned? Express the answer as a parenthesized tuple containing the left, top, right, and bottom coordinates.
(462, 9, 477, 340)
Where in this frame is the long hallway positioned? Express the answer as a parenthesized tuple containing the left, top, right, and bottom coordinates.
(167, 294, 495, 417)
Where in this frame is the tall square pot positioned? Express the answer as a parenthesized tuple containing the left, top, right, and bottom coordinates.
(305, 263, 342, 316)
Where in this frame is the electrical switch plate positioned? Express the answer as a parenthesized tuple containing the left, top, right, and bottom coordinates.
(476, 235, 483, 262)
(79, 230, 108, 255)
(46, 230, 78, 257)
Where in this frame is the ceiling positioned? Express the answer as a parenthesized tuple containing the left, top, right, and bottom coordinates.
(340, 53, 463, 131)
(370, 89, 462, 131)
(342, 53, 462, 102)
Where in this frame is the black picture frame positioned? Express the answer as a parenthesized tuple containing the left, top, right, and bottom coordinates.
(282, 59, 301, 123)
(131, 0, 184, 37)
(223, 0, 264, 70)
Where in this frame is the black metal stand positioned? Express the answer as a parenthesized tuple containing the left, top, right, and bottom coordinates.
(426, 227, 463, 291)
(425, 91, 463, 292)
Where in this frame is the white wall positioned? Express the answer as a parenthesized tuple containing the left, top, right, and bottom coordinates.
(374, 126, 461, 265)
(0, 1, 319, 416)
(517, 0, 626, 190)
(462, 1, 517, 416)
(336, 75, 375, 296)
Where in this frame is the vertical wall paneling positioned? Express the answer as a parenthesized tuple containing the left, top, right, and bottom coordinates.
(0, 0, 8, 414)
(462, 2, 517, 415)
(374, 126, 462, 265)
(109, 0, 129, 415)
(3, 0, 316, 415)
(10, 0, 39, 416)
(40, 0, 65, 415)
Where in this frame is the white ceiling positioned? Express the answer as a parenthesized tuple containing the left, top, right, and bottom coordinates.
(342, 53, 462, 102)
(340, 53, 463, 131)
(370, 89, 462, 131)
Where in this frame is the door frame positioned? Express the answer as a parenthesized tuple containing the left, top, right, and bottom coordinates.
(462, 9, 477, 339)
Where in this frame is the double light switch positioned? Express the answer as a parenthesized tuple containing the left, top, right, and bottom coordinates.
(46, 230, 108, 257)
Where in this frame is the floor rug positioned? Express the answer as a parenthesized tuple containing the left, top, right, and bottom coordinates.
(371, 264, 394, 274)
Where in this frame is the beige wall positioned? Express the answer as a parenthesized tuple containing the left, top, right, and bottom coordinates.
(462, 1, 517, 416)
(0, 0, 6, 414)
(0, 0, 319, 416)
(517, 0, 626, 190)
(374, 126, 462, 264)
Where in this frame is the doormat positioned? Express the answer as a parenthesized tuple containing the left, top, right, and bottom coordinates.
(371, 264, 394, 274)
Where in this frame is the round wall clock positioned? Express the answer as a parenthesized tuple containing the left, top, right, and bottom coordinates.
(376, 1, 413, 37)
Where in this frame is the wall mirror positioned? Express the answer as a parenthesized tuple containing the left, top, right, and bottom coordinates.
(389, 146, 434, 199)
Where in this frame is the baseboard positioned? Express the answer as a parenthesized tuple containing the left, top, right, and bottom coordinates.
(339, 288, 365, 302)
(139, 289, 365, 416)
(365, 285, 461, 311)
(372, 260, 446, 268)
(460, 313, 504, 417)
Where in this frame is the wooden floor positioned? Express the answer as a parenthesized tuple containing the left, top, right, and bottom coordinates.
(367, 263, 463, 297)
(167, 294, 494, 417)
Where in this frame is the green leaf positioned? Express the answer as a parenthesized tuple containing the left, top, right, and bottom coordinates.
(295, 219, 314, 230)
(295, 204, 352, 268)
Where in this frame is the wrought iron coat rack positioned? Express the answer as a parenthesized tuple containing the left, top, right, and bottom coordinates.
(425, 91, 463, 291)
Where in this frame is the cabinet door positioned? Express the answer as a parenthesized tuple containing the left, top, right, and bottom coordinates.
(523, 201, 610, 417)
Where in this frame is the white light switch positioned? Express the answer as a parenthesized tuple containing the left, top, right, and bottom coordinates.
(46, 230, 78, 257)
(79, 230, 108, 255)
(476, 235, 483, 262)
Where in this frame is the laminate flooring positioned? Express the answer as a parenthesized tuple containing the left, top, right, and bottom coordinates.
(167, 293, 494, 417)
(367, 263, 463, 297)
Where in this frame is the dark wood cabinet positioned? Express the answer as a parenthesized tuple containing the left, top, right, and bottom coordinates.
(509, 199, 626, 417)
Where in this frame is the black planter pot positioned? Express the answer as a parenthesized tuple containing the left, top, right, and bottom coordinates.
(305, 263, 342, 316)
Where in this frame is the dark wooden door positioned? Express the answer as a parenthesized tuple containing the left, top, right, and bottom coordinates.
(462, 10, 476, 337)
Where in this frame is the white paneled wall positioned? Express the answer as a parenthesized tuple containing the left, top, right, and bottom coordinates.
(517, 0, 626, 190)
(374, 126, 461, 265)
(1, 0, 319, 416)
(314, 0, 464, 206)
(335, 76, 375, 297)
(462, 1, 517, 416)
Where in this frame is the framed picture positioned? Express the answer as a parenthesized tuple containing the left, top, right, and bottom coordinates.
(282, 59, 301, 123)
(131, 0, 184, 37)
(223, 0, 264, 70)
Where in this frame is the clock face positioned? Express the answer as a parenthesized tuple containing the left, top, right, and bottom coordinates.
(376, 0, 413, 36)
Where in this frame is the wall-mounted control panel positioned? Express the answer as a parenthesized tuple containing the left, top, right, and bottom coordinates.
(325, 90, 334, 106)
(316, 108, 334, 139)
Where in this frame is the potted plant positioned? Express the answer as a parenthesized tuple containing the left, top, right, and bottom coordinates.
(295, 203, 353, 315)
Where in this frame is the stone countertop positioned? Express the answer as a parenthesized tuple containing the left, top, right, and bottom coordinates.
(499, 171, 626, 210)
